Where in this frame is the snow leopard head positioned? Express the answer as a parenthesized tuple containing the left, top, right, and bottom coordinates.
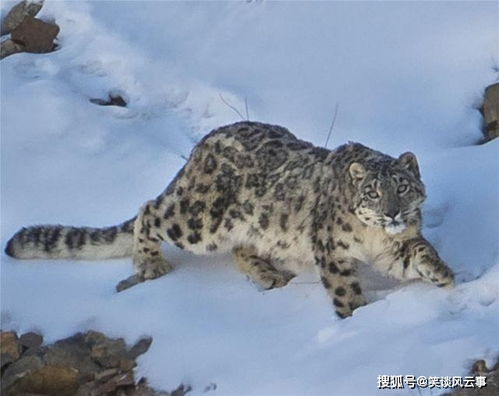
(348, 152, 426, 234)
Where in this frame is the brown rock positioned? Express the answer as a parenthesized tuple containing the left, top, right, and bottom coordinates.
(6, 364, 80, 396)
(94, 371, 135, 395)
(1, 354, 44, 392)
(1, 0, 44, 35)
(0, 39, 25, 60)
(119, 357, 136, 371)
(0, 331, 21, 368)
(11, 16, 59, 53)
(481, 82, 499, 141)
(90, 337, 129, 368)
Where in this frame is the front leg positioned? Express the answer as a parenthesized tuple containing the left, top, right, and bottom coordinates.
(316, 254, 366, 318)
(397, 237, 454, 288)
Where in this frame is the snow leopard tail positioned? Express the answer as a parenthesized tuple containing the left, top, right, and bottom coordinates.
(4, 217, 136, 260)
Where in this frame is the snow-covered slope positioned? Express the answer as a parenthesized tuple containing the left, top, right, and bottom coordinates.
(1, 1, 498, 395)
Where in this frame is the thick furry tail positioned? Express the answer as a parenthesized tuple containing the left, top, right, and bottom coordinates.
(4, 217, 136, 260)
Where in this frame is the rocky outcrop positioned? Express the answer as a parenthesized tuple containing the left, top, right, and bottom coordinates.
(0, 330, 189, 396)
(1, 0, 44, 35)
(0, 0, 59, 60)
(446, 359, 499, 396)
(480, 83, 499, 142)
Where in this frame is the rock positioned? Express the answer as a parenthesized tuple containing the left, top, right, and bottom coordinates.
(445, 358, 499, 396)
(472, 359, 489, 375)
(6, 364, 80, 396)
(90, 336, 130, 369)
(75, 380, 96, 396)
(1, 354, 44, 393)
(85, 330, 135, 370)
(90, 93, 128, 108)
(11, 16, 59, 53)
(119, 357, 136, 371)
(132, 378, 171, 396)
(44, 333, 101, 377)
(94, 368, 119, 382)
(92, 371, 135, 395)
(481, 82, 499, 142)
(20, 331, 43, 350)
(22, 346, 41, 356)
(129, 336, 153, 359)
(84, 330, 109, 347)
(116, 274, 144, 292)
(0, 38, 25, 60)
(203, 382, 217, 392)
(0, 331, 21, 368)
(1, 0, 44, 35)
(1, 330, 176, 395)
(171, 383, 192, 396)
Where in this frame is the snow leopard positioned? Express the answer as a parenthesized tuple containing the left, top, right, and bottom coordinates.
(5, 121, 454, 317)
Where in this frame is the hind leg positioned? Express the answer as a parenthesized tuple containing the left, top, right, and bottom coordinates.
(133, 200, 172, 279)
(233, 246, 295, 290)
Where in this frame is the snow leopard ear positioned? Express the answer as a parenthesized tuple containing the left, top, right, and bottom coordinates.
(349, 162, 366, 184)
(398, 152, 420, 179)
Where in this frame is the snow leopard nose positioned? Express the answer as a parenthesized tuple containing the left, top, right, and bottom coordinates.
(384, 209, 399, 220)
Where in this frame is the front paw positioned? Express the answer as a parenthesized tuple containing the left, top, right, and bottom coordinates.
(417, 257, 454, 288)
(334, 295, 367, 318)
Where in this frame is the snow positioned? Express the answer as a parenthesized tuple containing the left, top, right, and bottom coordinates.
(1, 1, 498, 395)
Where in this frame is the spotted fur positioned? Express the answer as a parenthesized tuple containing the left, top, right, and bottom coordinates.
(5, 121, 454, 317)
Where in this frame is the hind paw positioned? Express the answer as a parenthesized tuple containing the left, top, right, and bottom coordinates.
(254, 270, 295, 290)
(134, 254, 172, 280)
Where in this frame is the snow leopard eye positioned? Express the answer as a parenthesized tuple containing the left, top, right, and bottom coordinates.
(397, 185, 409, 194)
(367, 191, 379, 199)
